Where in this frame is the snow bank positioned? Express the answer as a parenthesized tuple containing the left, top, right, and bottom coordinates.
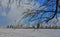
(0, 29, 60, 37)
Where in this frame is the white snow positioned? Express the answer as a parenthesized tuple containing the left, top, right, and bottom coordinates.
(0, 29, 60, 37)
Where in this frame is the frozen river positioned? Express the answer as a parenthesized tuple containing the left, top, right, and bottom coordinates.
(0, 29, 60, 37)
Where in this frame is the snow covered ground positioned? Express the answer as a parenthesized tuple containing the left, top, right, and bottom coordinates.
(0, 29, 60, 37)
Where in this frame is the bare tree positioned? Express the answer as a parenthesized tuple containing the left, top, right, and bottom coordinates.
(21, 0, 60, 29)
(0, 0, 60, 29)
